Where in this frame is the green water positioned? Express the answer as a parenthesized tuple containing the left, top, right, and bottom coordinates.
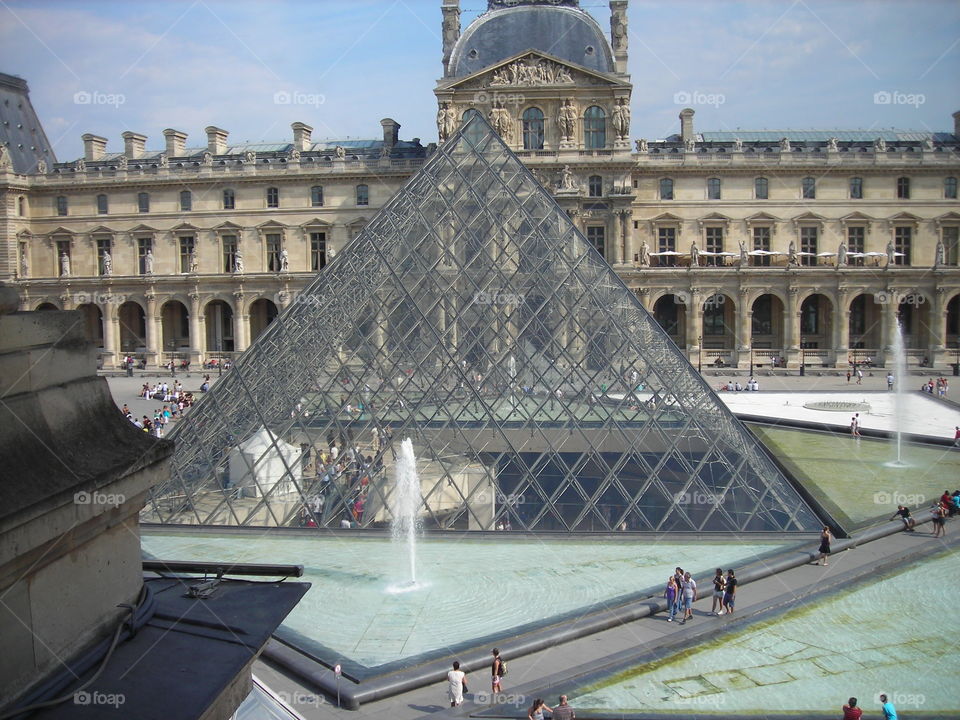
(575, 547, 960, 714)
(750, 424, 960, 528)
(141, 533, 795, 666)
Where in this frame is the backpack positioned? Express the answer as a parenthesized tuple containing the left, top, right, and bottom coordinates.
(498, 658, 507, 676)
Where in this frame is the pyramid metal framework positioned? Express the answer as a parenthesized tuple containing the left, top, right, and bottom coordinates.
(147, 115, 820, 533)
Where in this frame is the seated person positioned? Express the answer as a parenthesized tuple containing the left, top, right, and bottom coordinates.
(890, 505, 915, 531)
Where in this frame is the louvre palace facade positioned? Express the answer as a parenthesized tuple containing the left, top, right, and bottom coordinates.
(2, 0, 959, 371)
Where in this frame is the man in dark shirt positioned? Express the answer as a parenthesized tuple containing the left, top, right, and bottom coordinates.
(721, 569, 737, 616)
(842, 697, 863, 719)
(552, 695, 575, 720)
(890, 505, 915, 531)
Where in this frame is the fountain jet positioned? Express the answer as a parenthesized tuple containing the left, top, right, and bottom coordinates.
(392, 438, 422, 586)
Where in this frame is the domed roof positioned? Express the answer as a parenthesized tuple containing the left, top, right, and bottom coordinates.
(449, 3, 614, 78)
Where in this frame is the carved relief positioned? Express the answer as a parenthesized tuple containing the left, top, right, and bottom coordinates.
(490, 57, 574, 86)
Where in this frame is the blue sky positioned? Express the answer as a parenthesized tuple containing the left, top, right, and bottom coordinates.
(2, 0, 957, 160)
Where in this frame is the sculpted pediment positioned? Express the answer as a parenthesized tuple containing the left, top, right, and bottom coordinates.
(442, 51, 622, 91)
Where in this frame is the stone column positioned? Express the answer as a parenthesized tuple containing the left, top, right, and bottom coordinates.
(145, 293, 159, 366)
(784, 288, 800, 366)
(188, 291, 203, 364)
(930, 288, 946, 365)
(622, 210, 634, 265)
(737, 289, 751, 368)
(102, 302, 119, 368)
(233, 292, 248, 352)
(636, 288, 650, 311)
(686, 288, 703, 365)
(834, 289, 849, 367)
(878, 297, 897, 366)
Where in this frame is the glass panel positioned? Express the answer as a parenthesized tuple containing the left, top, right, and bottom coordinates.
(755, 177, 768, 200)
(522, 107, 544, 150)
(659, 178, 673, 200)
(752, 227, 770, 266)
(894, 226, 911, 266)
(800, 227, 817, 266)
(584, 106, 606, 149)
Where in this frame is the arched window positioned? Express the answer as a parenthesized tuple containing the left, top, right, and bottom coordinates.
(707, 178, 721, 200)
(266, 186, 279, 208)
(222, 188, 235, 210)
(896, 176, 910, 200)
(461, 108, 484, 146)
(311, 185, 324, 207)
(356, 184, 369, 206)
(96, 194, 108, 214)
(945, 177, 958, 199)
(588, 175, 603, 197)
(180, 190, 192, 212)
(137, 192, 150, 213)
(801, 177, 816, 200)
(583, 106, 606, 149)
(659, 178, 674, 200)
(754, 177, 768, 200)
(522, 107, 544, 150)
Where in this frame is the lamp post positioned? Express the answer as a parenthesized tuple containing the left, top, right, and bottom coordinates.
(800, 337, 806, 377)
(697, 335, 702, 373)
(168, 340, 175, 377)
(749, 343, 754, 377)
(954, 340, 959, 377)
(216, 340, 223, 377)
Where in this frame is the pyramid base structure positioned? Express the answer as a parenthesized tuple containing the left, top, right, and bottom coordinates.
(147, 114, 822, 535)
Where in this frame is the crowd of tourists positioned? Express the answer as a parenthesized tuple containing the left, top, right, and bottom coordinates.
(122, 381, 197, 437)
(664, 566, 737, 625)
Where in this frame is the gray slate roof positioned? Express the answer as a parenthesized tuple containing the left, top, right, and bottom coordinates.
(0, 72, 57, 174)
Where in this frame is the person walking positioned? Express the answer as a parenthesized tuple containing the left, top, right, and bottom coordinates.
(664, 575, 678, 622)
(815, 526, 832, 565)
(710, 568, 725, 616)
(672, 567, 684, 618)
(552, 695, 576, 720)
(721, 569, 737, 615)
(447, 661, 467, 707)
(680, 572, 697, 624)
(931, 503, 947, 538)
(856, 367, 863, 384)
(878, 693, 898, 719)
(491, 648, 505, 696)
(527, 698, 552, 720)
(886, 372, 894, 390)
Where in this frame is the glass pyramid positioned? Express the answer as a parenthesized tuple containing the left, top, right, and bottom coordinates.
(146, 115, 820, 533)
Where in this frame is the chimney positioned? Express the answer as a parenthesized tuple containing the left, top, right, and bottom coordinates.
(381, 118, 400, 152)
(954, 110, 960, 138)
(163, 128, 187, 157)
(121, 131, 147, 159)
(292, 122, 313, 151)
(679, 108, 695, 143)
(81, 133, 107, 161)
(205, 126, 229, 155)
(441, 0, 461, 75)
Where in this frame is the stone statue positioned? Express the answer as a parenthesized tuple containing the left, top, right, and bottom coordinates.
(934, 239, 945, 267)
(158, 153, 168, 168)
(612, 98, 630, 140)
(734, 137, 743, 152)
(923, 137, 935, 151)
(243, 150, 255, 164)
(488, 100, 512, 142)
(280, 248, 289, 272)
(779, 137, 791, 152)
(559, 165, 576, 190)
(101, 250, 112, 275)
(558, 98, 576, 141)
(874, 137, 887, 153)
(0, 145, 9, 169)
(611, 4, 628, 51)
(234, 250, 244, 273)
(827, 137, 839, 152)
(144, 249, 154, 274)
(289, 147, 301, 161)
(689, 241, 700, 267)
(684, 137, 696, 152)
(334, 145, 346, 160)
(738, 240, 748, 267)
(638, 241, 649, 267)
(837, 241, 847, 267)
(636, 138, 648, 152)
(437, 102, 457, 142)
(201, 151, 213, 166)
(787, 240, 798, 267)
(886, 239, 896, 264)
(117, 154, 128, 170)
(60, 251, 70, 277)
(36, 159, 47, 174)
(20, 252, 29, 277)
(75, 158, 86, 172)
(189, 250, 198, 273)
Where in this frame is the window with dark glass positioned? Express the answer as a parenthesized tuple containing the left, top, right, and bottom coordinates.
(178, 236, 195, 273)
(894, 226, 911, 266)
(945, 177, 958, 199)
(703, 295, 726, 335)
(266, 234, 283, 271)
(657, 227, 676, 266)
(752, 226, 771, 266)
(707, 178, 721, 200)
(522, 107, 544, 150)
(311, 185, 324, 207)
(659, 178, 673, 200)
(752, 295, 772, 335)
(56, 195, 68, 216)
(461, 108, 484, 146)
(755, 177, 768, 199)
(800, 226, 817, 266)
(705, 226, 723, 265)
(586, 226, 605, 257)
(96, 194, 108, 214)
(588, 175, 603, 197)
(849, 295, 866, 338)
(583, 106, 606, 149)
(311, 232, 327, 271)
(266, 187, 279, 208)
(850, 177, 863, 199)
(896, 177, 910, 199)
(801, 177, 816, 199)
(222, 235, 237, 273)
(137, 237, 152, 274)
(800, 295, 820, 334)
(356, 184, 369, 206)
(180, 190, 192, 212)
(222, 189, 235, 210)
(847, 226, 865, 266)
(137, 192, 150, 213)
(943, 227, 959, 265)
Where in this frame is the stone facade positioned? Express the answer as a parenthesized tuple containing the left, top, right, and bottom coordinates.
(1, 0, 959, 369)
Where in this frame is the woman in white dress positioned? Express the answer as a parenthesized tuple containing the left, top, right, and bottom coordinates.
(447, 661, 467, 707)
